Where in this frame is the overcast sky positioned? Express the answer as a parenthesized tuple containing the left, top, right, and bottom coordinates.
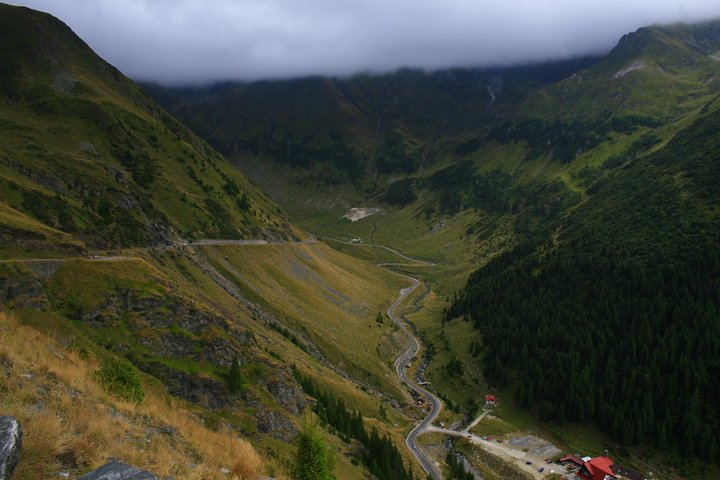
(8, 0, 720, 84)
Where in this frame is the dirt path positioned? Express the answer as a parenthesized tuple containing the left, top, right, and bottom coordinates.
(426, 426, 562, 479)
(462, 410, 490, 433)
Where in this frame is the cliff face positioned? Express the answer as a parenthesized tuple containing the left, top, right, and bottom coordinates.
(0, 263, 49, 311)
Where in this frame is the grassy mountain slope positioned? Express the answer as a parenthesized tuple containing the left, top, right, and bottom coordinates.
(0, 3, 296, 254)
(193, 243, 408, 395)
(0, 4, 426, 479)
(1, 240, 414, 478)
(0, 311, 267, 480)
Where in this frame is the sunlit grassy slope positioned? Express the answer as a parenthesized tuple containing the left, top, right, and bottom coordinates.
(0, 311, 269, 480)
(3, 240, 418, 479)
(194, 242, 409, 395)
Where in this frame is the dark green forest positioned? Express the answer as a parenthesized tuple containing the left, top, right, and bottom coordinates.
(448, 110, 720, 462)
(293, 366, 416, 480)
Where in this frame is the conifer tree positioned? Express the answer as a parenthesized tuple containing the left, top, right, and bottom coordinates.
(291, 422, 336, 480)
(227, 357, 245, 393)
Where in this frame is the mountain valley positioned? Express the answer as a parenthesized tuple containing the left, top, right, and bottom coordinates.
(1, 3, 719, 480)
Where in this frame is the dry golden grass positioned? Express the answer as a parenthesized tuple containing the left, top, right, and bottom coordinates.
(0, 311, 268, 480)
(198, 243, 407, 396)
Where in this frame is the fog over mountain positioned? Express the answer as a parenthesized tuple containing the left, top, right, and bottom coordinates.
(8, 0, 720, 83)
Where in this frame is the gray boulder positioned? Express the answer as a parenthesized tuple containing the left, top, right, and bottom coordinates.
(0, 416, 22, 480)
(78, 461, 158, 480)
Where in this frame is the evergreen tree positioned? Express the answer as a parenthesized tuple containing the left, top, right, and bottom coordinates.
(291, 422, 336, 480)
(294, 369, 415, 480)
(227, 357, 245, 393)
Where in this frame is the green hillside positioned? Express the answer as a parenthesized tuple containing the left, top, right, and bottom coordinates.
(0, 5, 422, 480)
(145, 58, 596, 211)
(0, 3, 296, 255)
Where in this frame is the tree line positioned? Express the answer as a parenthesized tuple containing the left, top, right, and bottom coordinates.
(293, 366, 416, 480)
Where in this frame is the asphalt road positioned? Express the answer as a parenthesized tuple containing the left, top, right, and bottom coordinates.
(388, 275, 444, 480)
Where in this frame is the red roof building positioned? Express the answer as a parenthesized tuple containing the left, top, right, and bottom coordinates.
(576, 457, 616, 480)
(484, 394, 497, 404)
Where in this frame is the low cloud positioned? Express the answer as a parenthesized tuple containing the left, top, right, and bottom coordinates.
(9, 0, 720, 84)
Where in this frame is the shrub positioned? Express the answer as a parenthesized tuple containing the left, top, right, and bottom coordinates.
(96, 358, 144, 403)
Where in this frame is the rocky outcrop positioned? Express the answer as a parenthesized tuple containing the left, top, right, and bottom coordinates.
(0, 416, 22, 480)
(266, 379, 305, 416)
(22, 260, 64, 280)
(196, 337, 248, 367)
(0, 264, 48, 311)
(78, 460, 158, 480)
(138, 362, 234, 410)
(76, 288, 253, 344)
(255, 410, 298, 442)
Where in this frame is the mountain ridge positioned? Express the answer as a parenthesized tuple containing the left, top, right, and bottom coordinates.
(0, 2, 298, 253)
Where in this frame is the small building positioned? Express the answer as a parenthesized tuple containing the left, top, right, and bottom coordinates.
(484, 394, 497, 406)
(576, 457, 648, 480)
(559, 454, 585, 469)
(576, 457, 616, 480)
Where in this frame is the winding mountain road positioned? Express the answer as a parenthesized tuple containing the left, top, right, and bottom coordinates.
(324, 237, 445, 478)
(388, 274, 445, 479)
(378, 245, 556, 480)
